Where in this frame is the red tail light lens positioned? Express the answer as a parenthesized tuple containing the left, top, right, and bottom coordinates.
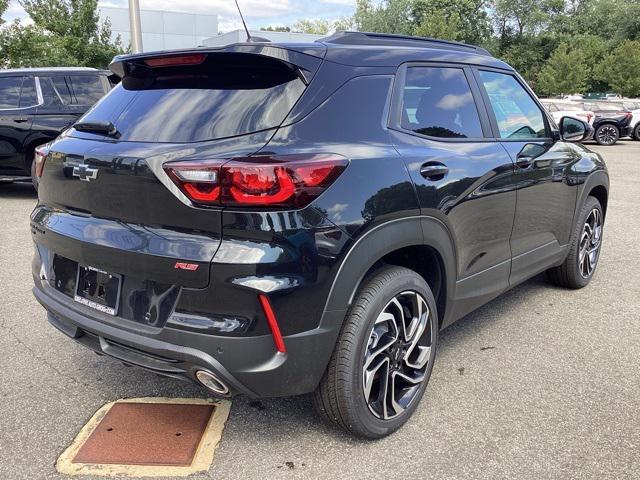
(144, 53, 207, 68)
(34, 145, 49, 178)
(163, 154, 348, 208)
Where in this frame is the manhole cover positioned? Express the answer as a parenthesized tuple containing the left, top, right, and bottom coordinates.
(56, 397, 230, 477)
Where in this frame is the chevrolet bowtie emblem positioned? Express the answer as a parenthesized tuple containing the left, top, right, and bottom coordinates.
(72, 165, 99, 182)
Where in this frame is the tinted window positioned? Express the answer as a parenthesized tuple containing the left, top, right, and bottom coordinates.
(69, 75, 106, 105)
(19, 78, 38, 107)
(76, 54, 306, 143)
(39, 77, 66, 107)
(0, 77, 31, 109)
(479, 71, 547, 139)
(401, 67, 483, 138)
(49, 77, 73, 104)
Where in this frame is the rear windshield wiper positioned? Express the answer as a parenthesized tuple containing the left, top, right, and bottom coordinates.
(73, 120, 121, 138)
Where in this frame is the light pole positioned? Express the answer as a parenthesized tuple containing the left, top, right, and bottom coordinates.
(128, 0, 143, 53)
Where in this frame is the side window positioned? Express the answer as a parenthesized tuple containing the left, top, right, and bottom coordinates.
(0, 77, 23, 109)
(400, 66, 483, 139)
(50, 77, 73, 105)
(69, 75, 107, 105)
(479, 71, 547, 139)
(19, 77, 38, 108)
(39, 77, 66, 108)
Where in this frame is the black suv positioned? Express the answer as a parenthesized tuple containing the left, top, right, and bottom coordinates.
(31, 32, 609, 438)
(0, 67, 112, 188)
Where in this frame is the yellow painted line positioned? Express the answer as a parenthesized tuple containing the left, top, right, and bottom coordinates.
(56, 397, 231, 477)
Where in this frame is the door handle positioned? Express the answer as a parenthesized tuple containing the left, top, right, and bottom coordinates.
(515, 155, 533, 169)
(420, 163, 449, 180)
(13, 117, 29, 123)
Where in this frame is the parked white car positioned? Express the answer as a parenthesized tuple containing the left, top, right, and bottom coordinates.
(540, 99, 595, 126)
(619, 100, 640, 140)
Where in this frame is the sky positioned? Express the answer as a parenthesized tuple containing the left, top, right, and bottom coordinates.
(3, 0, 357, 32)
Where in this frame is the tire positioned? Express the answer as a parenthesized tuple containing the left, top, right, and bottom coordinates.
(546, 196, 604, 289)
(633, 124, 640, 141)
(594, 124, 619, 146)
(313, 266, 438, 438)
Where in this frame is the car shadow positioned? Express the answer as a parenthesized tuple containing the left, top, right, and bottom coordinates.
(0, 182, 37, 199)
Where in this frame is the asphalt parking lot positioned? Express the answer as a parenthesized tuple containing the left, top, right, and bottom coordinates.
(0, 142, 638, 480)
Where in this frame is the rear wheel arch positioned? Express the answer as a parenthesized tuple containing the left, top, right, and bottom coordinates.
(322, 216, 456, 329)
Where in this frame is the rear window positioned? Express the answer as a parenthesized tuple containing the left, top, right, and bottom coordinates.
(75, 53, 306, 143)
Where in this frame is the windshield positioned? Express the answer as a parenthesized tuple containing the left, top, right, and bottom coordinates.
(73, 53, 306, 143)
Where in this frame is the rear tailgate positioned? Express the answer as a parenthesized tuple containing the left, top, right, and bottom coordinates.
(32, 46, 324, 290)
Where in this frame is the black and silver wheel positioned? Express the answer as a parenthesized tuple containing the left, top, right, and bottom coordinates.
(546, 196, 604, 288)
(314, 266, 437, 438)
(578, 207, 603, 278)
(633, 123, 640, 141)
(594, 124, 619, 146)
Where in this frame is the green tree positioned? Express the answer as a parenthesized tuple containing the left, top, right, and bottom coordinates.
(291, 18, 333, 34)
(0, 0, 123, 68)
(353, 0, 415, 35)
(536, 42, 588, 95)
(597, 40, 640, 96)
(413, 0, 491, 44)
(0, 0, 8, 24)
(261, 26, 291, 32)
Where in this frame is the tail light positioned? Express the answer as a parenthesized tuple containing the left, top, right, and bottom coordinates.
(34, 145, 49, 178)
(144, 53, 207, 68)
(163, 154, 348, 209)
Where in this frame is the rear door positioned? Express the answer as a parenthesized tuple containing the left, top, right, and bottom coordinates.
(0, 75, 38, 174)
(474, 68, 579, 285)
(389, 63, 518, 318)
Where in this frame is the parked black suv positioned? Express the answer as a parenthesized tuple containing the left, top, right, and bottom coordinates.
(31, 32, 609, 438)
(580, 101, 632, 146)
(0, 67, 112, 188)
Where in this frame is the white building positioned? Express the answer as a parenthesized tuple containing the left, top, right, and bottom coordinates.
(202, 30, 325, 47)
(99, 7, 218, 52)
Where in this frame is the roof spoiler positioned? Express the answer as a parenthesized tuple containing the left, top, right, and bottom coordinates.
(108, 44, 327, 84)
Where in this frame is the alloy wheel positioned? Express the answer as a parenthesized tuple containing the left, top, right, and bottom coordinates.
(597, 125, 618, 145)
(362, 291, 434, 420)
(579, 208, 603, 278)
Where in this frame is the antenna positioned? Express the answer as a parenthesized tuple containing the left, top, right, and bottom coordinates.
(234, 0, 251, 42)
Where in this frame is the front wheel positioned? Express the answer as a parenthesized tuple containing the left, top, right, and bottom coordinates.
(313, 266, 438, 438)
(594, 124, 619, 146)
(546, 196, 604, 289)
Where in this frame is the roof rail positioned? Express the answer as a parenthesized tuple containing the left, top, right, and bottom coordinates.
(318, 31, 491, 56)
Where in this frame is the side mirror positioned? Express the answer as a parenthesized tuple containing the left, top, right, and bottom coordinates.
(559, 116, 589, 142)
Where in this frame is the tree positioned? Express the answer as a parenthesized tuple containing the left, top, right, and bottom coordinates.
(597, 40, 640, 96)
(413, 0, 492, 44)
(353, 0, 415, 35)
(0, 0, 8, 24)
(0, 0, 124, 68)
(291, 18, 333, 34)
(536, 42, 588, 95)
(261, 26, 291, 32)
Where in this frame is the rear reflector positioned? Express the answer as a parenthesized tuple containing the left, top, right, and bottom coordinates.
(144, 53, 207, 68)
(258, 294, 286, 353)
(163, 154, 348, 208)
(34, 145, 49, 178)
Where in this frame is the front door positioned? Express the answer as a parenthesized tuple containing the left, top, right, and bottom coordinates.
(474, 69, 579, 285)
(389, 64, 518, 320)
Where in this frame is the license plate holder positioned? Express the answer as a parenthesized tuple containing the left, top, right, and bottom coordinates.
(74, 265, 121, 316)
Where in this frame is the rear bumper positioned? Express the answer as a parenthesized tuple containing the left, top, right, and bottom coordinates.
(33, 279, 344, 398)
(621, 125, 633, 137)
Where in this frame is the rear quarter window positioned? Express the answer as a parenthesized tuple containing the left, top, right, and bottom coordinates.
(74, 53, 306, 143)
(69, 75, 107, 105)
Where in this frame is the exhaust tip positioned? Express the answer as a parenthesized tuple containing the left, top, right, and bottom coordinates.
(196, 370, 230, 395)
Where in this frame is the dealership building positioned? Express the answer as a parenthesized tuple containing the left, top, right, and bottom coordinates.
(98, 7, 219, 52)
